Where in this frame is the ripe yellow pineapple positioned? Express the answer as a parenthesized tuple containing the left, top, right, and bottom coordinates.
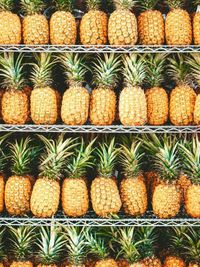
(168, 55, 196, 126)
(138, 0, 165, 45)
(9, 226, 35, 267)
(60, 53, 90, 125)
(164, 256, 186, 267)
(177, 173, 191, 204)
(20, 0, 49, 45)
(108, 0, 138, 45)
(90, 54, 121, 126)
(30, 53, 58, 125)
(145, 54, 168, 125)
(80, 0, 108, 45)
(165, 0, 192, 45)
(119, 54, 147, 126)
(62, 139, 95, 217)
(50, 0, 77, 45)
(0, 53, 29, 125)
(5, 137, 37, 216)
(31, 134, 75, 218)
(193, 1, 200, 45)
(91, 138, 122, 217)
(0, 0, 21, 44)
(179, 135, 200, 218)
(119, 138, 147, 216)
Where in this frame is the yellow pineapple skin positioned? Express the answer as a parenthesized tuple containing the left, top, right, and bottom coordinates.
(164, 256, 186, 267)
(95, 259, 118, 267)
(165, 9, 192, 45)
(91, 177, 122, 218)
(0, 11, 21, 44)
(65, 265, 85, 267)
(146, 87, 169, 125)
(30, 178, 60, 218)
(142, 257, 162, 267)
(62, 178, 89, 217)
(177, 174, 191, 204)
(193, 12, 200, 45)
(37, 265, 57, 267)
(61, 87, 90, 125)
(5, 176, 32, 215)
(108, 10, 138, 45)
(2, 90, 29, 124)
(10, 262, 33, 267)
(194, 94, 200, 125)
(138, 10, 165, 45)
(119, 86, 147, 126)
(23, 14, 49, 45)
(170, 85, 196, 126)
(30, 87, 58, 125)
(189, 263, 200, 267)
(80, 10, 108, 45)
(120, 175, 147, 216)
(152, 183, 181, 219)
(185, 184, 200, 218)
(50, 11, 77, 45)
(0, 175, 4, 213)
(90, 88, 116, 126)
(116, 259, 129, 267)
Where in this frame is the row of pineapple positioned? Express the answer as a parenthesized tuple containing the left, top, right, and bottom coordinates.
(1, 52, 200, 126)
(0, 132, 199, 219)
(0, 225, 199, 267)
(1, 0, 200, 46)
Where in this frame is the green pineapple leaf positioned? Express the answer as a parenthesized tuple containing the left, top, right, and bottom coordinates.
(20, 0, 46, 15)
(165, 0, 186, 9)
(114, 0, 138, 10)
(0, 228, 6, 261)
(85, 0, 102, 10)
(0, 0, 14, 11)
(52, 0, 75, 12)
(137, 0, 158, 10)
(0, 133, 11, 173)
(183, 227, 200, 264)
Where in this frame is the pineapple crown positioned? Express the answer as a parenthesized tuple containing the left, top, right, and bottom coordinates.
(52, 0, 74, 12)
(0, 133, 11, 173)
(119, 140, 144, 178)
(85, 229, 110, 260)
(38, 134, 76, 180)
(193, 0, 200, 8)
(0, 228, 5, 262)
(123, 54, 146, 87)
(114, 0, 137, 10)
(86, 0, 102, 10)
(36, 225, 65, 265)
(0, 0, 14, 11)
(145, 54, 167, 88)
(65, 138, 95, 179)
(63, 227, 87, 265)
(138, 0, 158, 11)
(167, 54, 190, 86)
(166, 227, 187, 257)
(179, 135, 200, 185)
(9, 226, 36, 261)
(9, 137, 38, 176)
(96, 138, 119, 178)
(0, 53, 25, 91)
(20, 0, 46, 15)
(141, 133, 167, 156)
(165, 0, 186, 9)
(186, 54, 200, 86)
(59, 53, 89, 87)
(92, 54, 121, 90)
(183, 228, 200, 264)
(30, 53, 56, 88)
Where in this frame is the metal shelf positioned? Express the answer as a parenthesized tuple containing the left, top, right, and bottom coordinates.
(1, 45, 200, 53)
(0, 211, 199, 227)
(0, 124, 199, 133)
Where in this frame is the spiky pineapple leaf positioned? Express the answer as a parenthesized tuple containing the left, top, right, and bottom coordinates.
(114, 0, 138, 10)
(0, 0, 14, 11)
(0, 133, 11, 173)
(186, 54, 200, 86)
(20, 0, 46, 15)
(165, 0, 186, 9)
(85, 0, 102, 10)
(137, 0, 158, 10)
(0, 228, 6, 261)
(183, 227, 200, 263)
(52, 0, 74, 12)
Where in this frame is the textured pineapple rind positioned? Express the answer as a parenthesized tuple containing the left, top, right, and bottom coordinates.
(185, 184, 200, 218)
(164, 256, 186, 267)
(0, 175, 4, 213)
(95, 259, 118, 267)
(10, 261, 33, 267)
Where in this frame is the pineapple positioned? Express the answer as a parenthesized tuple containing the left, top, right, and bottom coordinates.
(36, 225, 65, 267)
(0, 53, 29, 125)
(9, 226, 36, 267)
(30, 134, 75, 218)
(30, 53, 58, 125)
(20, 0, 49, 45)
(85, 228, 118, 267)
(145, 54, 169, 125)
(90, 54, 121, 126)
(119, 138, 147, 216)
(119, 54, 147, 126)
(165, 0, 192, 45)
(80, 0, 108, 45)
(193, 1, 200, 45)
(179, 135, 200, 218)
(168, 55, 196, 126)
(50, 0, 77, 45)
(63, 227, 87, 267)
(5, 137, 37, 216)
(59, 53, 90, 125)
(137, 0, 165, 45)
(0, 0, 21, 44)
(108, 0, 138, 45)
(91, 138, 122, 217)
(62, 139, 95, 217)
